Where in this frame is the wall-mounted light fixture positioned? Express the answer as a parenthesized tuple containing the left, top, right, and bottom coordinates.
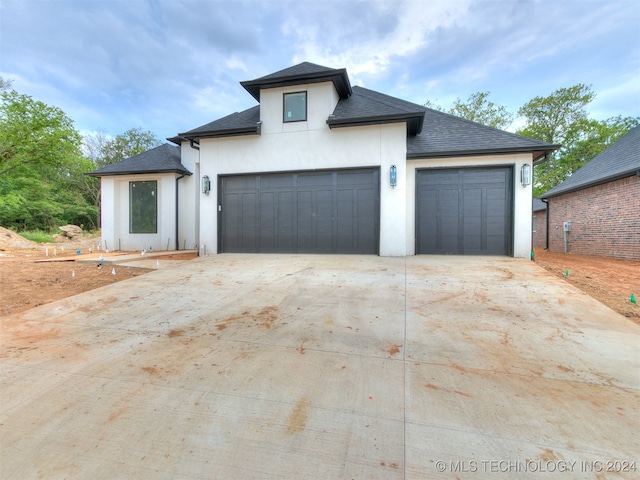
(390, 165, 397, 188)
(201, 175, 210, 195)
(521, 164, 531, 187)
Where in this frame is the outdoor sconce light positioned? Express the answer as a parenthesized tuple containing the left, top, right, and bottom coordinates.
(390, 165, 397, 188)
(521, 163, 531, 187)
(201, 175, 210, 195)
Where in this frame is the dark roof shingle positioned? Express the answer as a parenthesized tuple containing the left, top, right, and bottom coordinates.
(542, 125, 640, 198)
(408, 108, 558, 160)
(240, 62, 351, 101)
(328, 86, 425, 135)
(88, 144, 191, 177)
(176, 63, 558, 160)
(180, 106, 261, 139)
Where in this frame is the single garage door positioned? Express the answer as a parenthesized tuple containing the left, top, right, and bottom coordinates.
(416, 167, 513, 255)
(219, 169, 379, 254)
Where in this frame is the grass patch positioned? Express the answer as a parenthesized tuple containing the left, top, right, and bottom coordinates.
(20, 231, 56, 243)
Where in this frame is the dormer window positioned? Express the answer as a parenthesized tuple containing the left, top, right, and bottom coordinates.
(283, 91, 307, 122)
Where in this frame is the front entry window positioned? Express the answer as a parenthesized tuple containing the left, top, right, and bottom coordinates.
(130, 181, 157, 233)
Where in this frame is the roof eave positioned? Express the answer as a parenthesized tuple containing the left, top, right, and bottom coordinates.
(88, 168, 192, 178)
(541, 168, 640, 199)
(241, 69, 352, 101)
(407, 145, 559, 161)
(179, 125, 260, 141)
(327, 113, 424, 135)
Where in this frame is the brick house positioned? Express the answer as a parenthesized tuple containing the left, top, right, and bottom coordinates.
(540, 125, 640, 261)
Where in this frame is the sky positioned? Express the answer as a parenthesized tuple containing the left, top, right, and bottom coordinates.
(1, 0, 639, 141)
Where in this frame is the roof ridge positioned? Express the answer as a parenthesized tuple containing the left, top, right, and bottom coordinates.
(352, 86, 425, 114)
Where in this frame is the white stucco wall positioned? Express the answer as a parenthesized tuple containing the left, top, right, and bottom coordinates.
(99, 173, 184, 252)
(178, 144, 199, 250)
(405, 153, 534, 258)
(195, 81, 408, 255)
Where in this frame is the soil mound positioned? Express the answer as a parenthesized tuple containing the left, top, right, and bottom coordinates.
(0, 227, 39, 251)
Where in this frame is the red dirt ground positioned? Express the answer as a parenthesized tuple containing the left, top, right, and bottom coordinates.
(1, 229, 637, 323)
(0, 227, 196, 317)
(533, 248, 639, 323)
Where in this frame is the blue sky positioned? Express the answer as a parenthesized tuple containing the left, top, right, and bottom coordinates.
(1, 0, 638, 140)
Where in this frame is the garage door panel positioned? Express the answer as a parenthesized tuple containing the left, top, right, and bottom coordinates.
(417, 167, 512, 256)
(220, 169, 379, 254)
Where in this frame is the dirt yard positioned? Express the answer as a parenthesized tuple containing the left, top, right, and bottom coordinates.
(0, 227, 196, 317)
(534, 248, 639, 322)
(1, 228, 638, 322)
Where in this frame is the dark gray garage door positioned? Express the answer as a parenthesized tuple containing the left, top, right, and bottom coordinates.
(219, 169, 379, 254)
(416, 167, 513, 255)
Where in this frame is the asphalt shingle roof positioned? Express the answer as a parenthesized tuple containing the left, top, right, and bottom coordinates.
(408, 108, 557, 160)
(328, 86, 425, 135)
(180, 106, 261, 138)
(176, 63, 558, 159)
(88, 144, 191, 177)
(542, 125, 640, 198)
(240, 62, 351, 101)
(252, 62, 337, 81)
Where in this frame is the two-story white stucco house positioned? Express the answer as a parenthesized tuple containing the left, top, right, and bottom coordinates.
(89, 62, 557, 257)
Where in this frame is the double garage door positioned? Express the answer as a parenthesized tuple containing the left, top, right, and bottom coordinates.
(416, 167, 513, 256)
(219, 169, 379, 254)
(219, 166, 513, 256)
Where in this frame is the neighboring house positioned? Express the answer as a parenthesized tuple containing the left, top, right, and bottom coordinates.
(89, 62, 557, 257)
(540, 125, 640, 261)
(532, 198, 547, 249)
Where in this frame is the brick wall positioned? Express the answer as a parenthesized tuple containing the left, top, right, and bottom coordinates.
(547, 175, 640, 260)
(532, 209, 547, 249)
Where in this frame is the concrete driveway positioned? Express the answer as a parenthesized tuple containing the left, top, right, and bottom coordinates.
(1, 255, 638, 479)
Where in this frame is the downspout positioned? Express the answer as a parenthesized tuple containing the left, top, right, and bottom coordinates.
(175, 173, 186, 250)
(541, 198, 549, 250)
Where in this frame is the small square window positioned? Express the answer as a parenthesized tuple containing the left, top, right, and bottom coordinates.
(283, 91, 307, 122)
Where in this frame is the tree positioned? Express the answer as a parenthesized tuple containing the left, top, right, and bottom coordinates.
(91, 127, 161, 168)
(517, 84, 595, 146)
(449, 92, 515, 130)
(0, 88, 82, 177)
(0, 83, 98, 231)
(425, 91, 515, 129)
(516, 84, 638, 195)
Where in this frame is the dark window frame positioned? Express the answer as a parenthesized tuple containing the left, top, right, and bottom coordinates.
(283, 91, 307, 123)
(129, 180, 158, 234)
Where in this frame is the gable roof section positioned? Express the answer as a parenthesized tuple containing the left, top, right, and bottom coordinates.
(240, 62, 352, 101)
(542, 125, 640, 198)
(408, 108, 558, 161)
(88, 144, 191, 177)
(179, 106, 261, 141)
(328, 86, 425, 136)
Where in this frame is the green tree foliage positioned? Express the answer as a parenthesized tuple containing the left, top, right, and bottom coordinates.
(91, 127, 161, 169)
(450, 92, 515, 130)
(0, 82, 99, 231)
(516, 84, 639, 196)
(425, 91, 515, 129)
(0, 89, 82, 177)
